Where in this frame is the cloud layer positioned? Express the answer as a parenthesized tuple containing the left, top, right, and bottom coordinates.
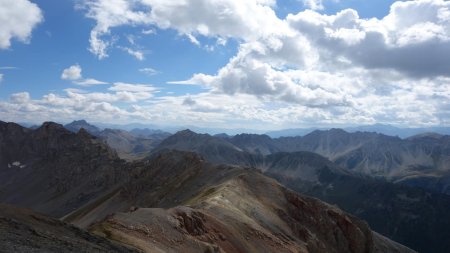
(2, 0, 450, 129)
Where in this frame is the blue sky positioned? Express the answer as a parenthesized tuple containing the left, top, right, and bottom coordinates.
(1, 0, 449, 130)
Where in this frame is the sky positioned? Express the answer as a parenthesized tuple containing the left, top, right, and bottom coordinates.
(0, 0, 450, 131)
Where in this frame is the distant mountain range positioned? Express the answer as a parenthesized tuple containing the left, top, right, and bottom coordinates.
(217, 129, 450, 196)
(0, 121, 415, 253)
(64, 120, 171, 160)
(266, 124, 450, 138)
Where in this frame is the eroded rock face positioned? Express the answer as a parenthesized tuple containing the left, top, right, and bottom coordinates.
(282, 191, 373, 253)
(175, 208, 208, 236)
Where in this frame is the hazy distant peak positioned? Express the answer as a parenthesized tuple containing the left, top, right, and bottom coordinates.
(64, 119, 101, 135)
(71, 119, 89, 124)
(176, 129, 198, 135)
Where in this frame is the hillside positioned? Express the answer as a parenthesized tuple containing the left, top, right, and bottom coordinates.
(0, 204, 139, 253)
(0, 121, 125, 217)
(89, 151, 415, 253)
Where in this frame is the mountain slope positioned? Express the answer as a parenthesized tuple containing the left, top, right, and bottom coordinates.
(0, 121, 125, 217)
(284, 130, 450, 194)
(88, 151, 414, 253)
(263, 152, 450, 253)
(150, 130, 450, 253)
(0, 204, 139, 253)
(228, 133, 282, 155)
(98, 128, 163, 161)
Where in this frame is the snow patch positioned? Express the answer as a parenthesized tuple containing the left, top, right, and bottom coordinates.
(10, 161, 26, 168)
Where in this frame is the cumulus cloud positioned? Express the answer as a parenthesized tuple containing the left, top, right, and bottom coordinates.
(78, 0, 285, 58)
(10, 92, 30, 104)
(169, 0, 450, 116)
(61, 64, 82, 80)
(0, 0, 43, 49)
(287, 0, 450, 77)
(61, 64, 107, 86)
(0, 82, 161, 124)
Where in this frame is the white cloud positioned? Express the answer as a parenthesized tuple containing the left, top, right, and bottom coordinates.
(0, 73, 3, 83)
(186, 34, 200, 46)
(0, 66, 17, 70)
(73, 78, 108, 86)
(0, 0, 43, 49)
(109, 82, 158, 93)
(10, 92, 30, 104)
(139, 67, 159, 76)
(3, 0, 450, 128)
(303, 0, 325, 10)
(287, 1, 450, 77)
(61, 64, 82, 80)
(61, 64, 108, 86)
(78, 0, 285, 58)
(119, 46, 145, 60)
(77, 0, 153, 59)
(142, 28, 155, 35)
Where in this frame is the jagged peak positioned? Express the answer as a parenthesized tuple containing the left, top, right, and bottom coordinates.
(33, 122, 74, 138)
(0, 121, 29, 133)
(39, 121, 66, 130)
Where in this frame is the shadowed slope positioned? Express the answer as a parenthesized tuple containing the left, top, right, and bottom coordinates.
(0, 204, 139, 253)
(0, 121, 126, 217)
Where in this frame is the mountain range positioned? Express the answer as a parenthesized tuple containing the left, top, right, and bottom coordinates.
(0, 120, 418, 253)
(4, 120, 450, 252)
(266, 124, 450, 138)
